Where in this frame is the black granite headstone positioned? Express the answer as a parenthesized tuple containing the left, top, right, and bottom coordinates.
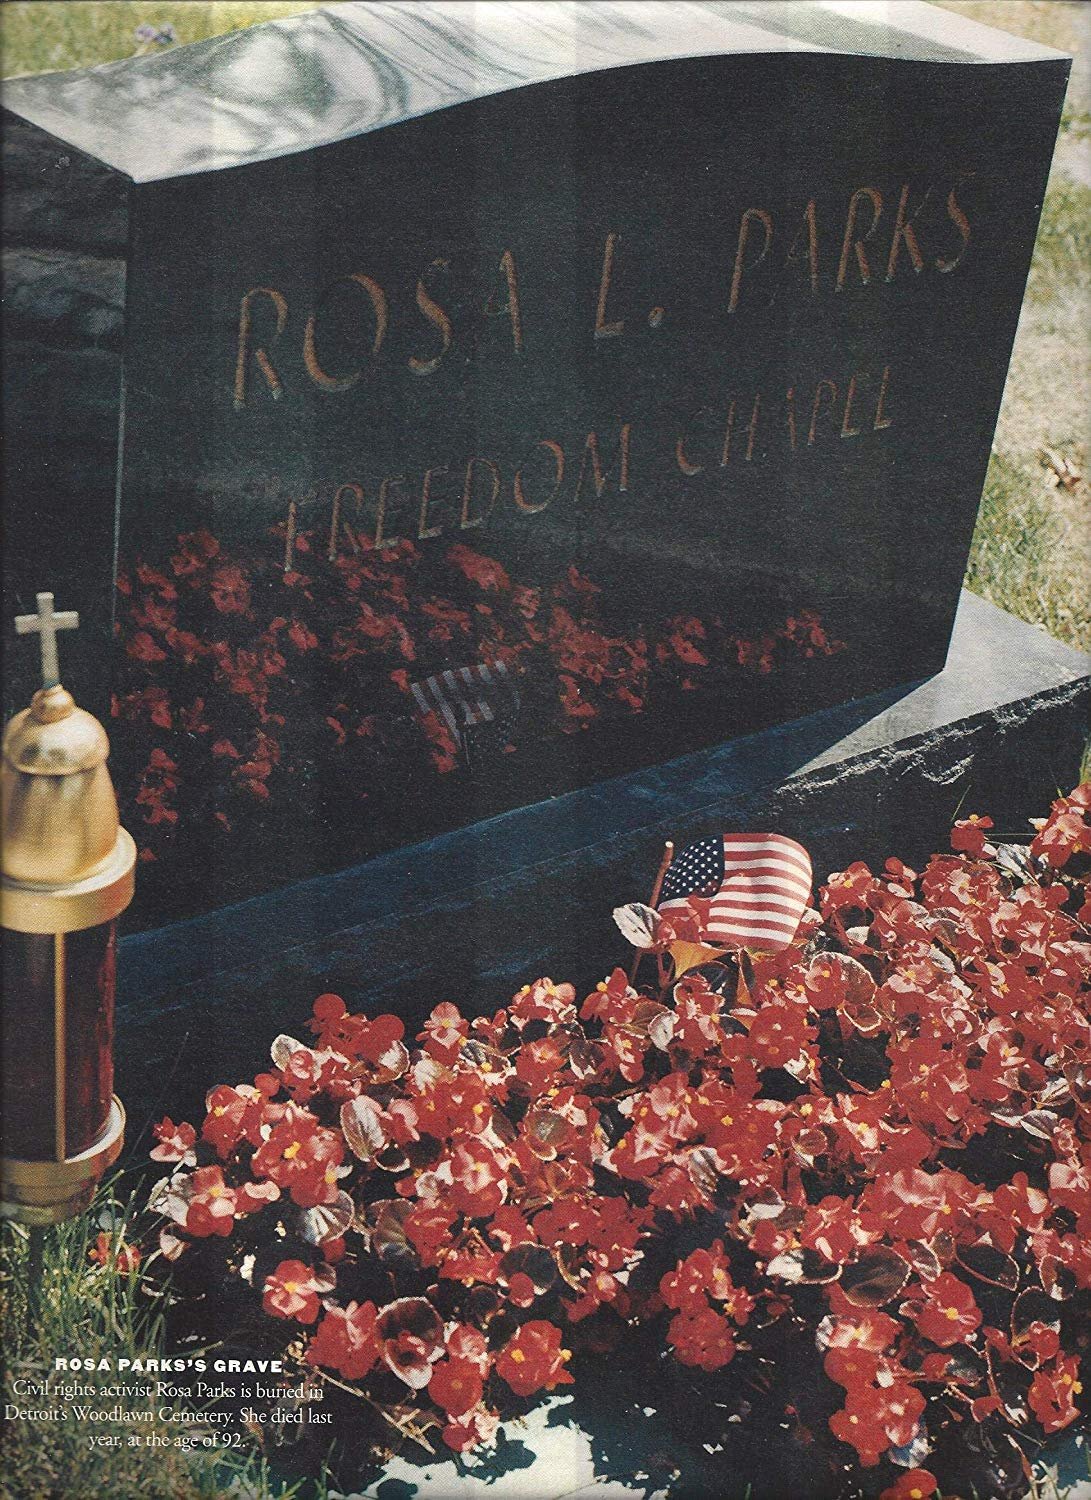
(2, 2, 1070, 922)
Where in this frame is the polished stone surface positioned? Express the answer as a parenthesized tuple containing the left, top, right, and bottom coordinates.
(3, 0, 1072, 922)
(799, 589, 1090, 771)
(3, 2, 1065, 183)
(116, 592, 1088, 1122)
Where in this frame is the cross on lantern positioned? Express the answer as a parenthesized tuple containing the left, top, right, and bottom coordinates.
(14, 591, 79, 690)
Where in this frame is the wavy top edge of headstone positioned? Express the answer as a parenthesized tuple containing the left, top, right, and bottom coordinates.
(1, 0, 1070, 184)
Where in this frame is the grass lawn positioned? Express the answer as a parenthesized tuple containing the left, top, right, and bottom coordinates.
(0, 1177, 304, 1500)
(2, 0, 1087, 650)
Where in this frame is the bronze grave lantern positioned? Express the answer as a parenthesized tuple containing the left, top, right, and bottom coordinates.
(2, 593, 135, 1224)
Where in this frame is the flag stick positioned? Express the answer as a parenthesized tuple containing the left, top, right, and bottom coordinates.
(629, 840, 674, 986)
(283, 498, 297, 574)
(327, 487, 342, 562)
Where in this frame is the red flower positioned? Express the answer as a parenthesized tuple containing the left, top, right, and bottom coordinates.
(405, 1206, 458, 1267)
(510, 978, 577, 1029)
(496, 1321, 574, 1397)
(667, 1307, 736, 1370)
(824, 1347, 881, 1392)
(442, 1404, 500, 1453)
(746, 1000, 815, 1069)
(951, 814, 993, 856)
(515, 1036, 566, 1095)
(1032, 790, 1091, 868)
(184, 1166, 238, 1237)
(828, 1389, 891, 1467)
(445, 1323, 490, 1371)
(910, 1273, 982, 1347)
(879, 1470, 938, 1500)
(252, 1107, 346, 1207)
(582, 968, 638, 1025)
(201, 1083, 265, 1158)
(800, 1197, 867, 1266)
(821, 862, 876, 914)
(150, 1116, 196, 1165)
(306, 1301, 380, 1380)
(263, 1259, 331, 1323)
(1029, 1353, 1083, 1433)
(419, 1002, 468, 1064)
(660, 1241, 750, 1321)
(89, 1233, 141, 1273)
(442, 1138, 508, 1216)
(507, 1272, 537, 1308)
(820, 1307, 901, 1357)
(428, 1357, 484, 1416)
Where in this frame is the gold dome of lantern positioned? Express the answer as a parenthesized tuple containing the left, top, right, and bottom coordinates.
(2, 594, 135, 934)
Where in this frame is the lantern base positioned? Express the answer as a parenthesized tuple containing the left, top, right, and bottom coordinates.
(1, 1096, 125, 1225)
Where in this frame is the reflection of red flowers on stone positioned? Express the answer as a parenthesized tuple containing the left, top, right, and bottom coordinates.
(496, 1321, 574, 1397)
(135, 561, 178, 599)
(558, 673, 597, 727)
(287, 617, 318, 652)
(127, 630, 167, 664)
(170, 529, 219, 575)
(209, 563, 252, 615)
(117, 526, 847, 864)
(446, 543, 511, 593)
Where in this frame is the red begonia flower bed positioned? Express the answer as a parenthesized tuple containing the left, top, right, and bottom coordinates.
(147, 785, 1091, 1497)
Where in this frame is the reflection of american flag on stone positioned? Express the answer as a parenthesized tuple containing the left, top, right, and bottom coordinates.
(659, 833, 812, 952)
(410, 661, 520, 764)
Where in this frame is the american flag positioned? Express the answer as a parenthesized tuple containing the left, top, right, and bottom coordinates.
(410, 660, 520, 763)
(658, 833, 812, 953)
